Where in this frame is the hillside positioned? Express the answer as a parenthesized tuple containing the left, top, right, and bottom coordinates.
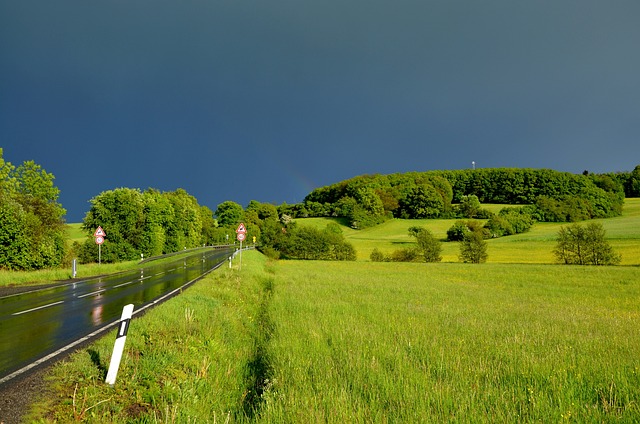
(296, 198, 640, 265)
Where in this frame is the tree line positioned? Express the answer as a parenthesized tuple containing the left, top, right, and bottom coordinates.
(1, 146, 635, 270)
(76, 187, 218, 263)
(0, 149, 67, 270)
(297, 167, 636, 229)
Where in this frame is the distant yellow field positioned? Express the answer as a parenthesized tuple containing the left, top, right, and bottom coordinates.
(297, 198, 640, 265)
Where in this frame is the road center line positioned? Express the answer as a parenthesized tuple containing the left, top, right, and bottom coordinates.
(12, 301, 65, 316)
(114, 275, 153, 288)
(77, 289, 106, 298)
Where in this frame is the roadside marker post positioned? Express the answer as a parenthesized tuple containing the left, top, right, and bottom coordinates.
(105, 304, 134, 386)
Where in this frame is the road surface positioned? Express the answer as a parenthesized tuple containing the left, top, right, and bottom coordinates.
(0, 247, 233, 385)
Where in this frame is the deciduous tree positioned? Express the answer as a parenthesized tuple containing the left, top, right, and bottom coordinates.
(459, 231, 488, 263)
(554, 223, 620, 265)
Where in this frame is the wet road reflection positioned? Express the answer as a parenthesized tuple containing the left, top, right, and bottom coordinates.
(0, 247, 233, 382)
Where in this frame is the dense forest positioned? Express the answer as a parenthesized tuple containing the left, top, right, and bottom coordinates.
(1, 144, 638, 270)
(295, 167, 638, 229)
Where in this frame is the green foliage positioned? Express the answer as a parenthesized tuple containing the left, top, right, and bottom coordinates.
(447, 220, 471, 241)
(0, 199, 30, 270)
(279, 224, 356, 261)
(554, 223, 621, 265)
(410, 227, 443, 262)
(389, 247, 420, 262)
(530, 190, 622, 223)
(0, 151, 67, 270)
(456, 194, 482, 218)
(165, 189, 203, 250)
(625, 165, 640, 197)
(214, 200, 243, 228)
(398, 183, 446, 218)
(485, 207, 535, 237)
(459, 231, 489, 263)
(79, 187, 213, 263)
(369, 247, 385, 262)
(301, 167, 625, 225)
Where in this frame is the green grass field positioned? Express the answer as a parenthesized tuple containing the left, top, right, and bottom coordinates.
(18, 199, 640, 422)
(27, 251, 640, 422)
(299, 198, 640, 265)
(66, 222, 87, 244)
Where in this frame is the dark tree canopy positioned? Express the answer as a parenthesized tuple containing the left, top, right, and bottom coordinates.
(301, 167, 627, 224)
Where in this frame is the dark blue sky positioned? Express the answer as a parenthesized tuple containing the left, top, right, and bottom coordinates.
(2, 1, 639, 222)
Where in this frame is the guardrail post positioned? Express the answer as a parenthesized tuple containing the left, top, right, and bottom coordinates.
(105, 304, 134, 386)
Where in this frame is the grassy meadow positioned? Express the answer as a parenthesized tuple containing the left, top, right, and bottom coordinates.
(300, 198, 640, 265)
(27, 250, 640, 422)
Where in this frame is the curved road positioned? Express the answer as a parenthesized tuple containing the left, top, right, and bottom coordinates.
(0, 247, 234, 386)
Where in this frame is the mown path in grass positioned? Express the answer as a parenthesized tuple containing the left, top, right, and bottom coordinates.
(27, 251, 640, 422)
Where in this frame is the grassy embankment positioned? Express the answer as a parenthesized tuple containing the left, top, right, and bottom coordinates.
(28, 248, 640, 422)
(0, 224, 139, 288)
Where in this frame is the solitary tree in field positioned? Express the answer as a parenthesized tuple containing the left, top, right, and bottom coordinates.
(409, 227, 442, 262)
(459, 231, 488, 263)
(554, 222, 621, 265)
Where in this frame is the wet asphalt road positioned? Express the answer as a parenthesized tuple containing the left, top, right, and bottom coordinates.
(0, 247, 233, 385)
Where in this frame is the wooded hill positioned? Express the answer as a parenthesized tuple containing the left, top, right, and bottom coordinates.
(285, 167, 638, 229)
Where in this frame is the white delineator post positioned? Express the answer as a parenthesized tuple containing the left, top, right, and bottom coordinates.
(105, 304, 134, 386)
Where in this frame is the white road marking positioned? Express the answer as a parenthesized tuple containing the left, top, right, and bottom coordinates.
(113, 275, 152, 288)
(12, 301, 65, 316)
(78, 289, 106, 299)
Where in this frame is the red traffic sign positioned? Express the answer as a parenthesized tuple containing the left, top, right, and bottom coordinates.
(236, 223, 247, 234)
(95, 236, 105, 245)
(237, 232, 246, 242)
(94, 226, 106, 237)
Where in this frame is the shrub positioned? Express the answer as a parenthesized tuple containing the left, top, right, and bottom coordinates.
(370, 248, 385, 262)
(389, 247, 420, 262)
(459, 231, 488, 264)
(485, 207, 534, 237)
(279, 225, 356, 261)
(554, 223, 621, 265)
(447, 220, 489, 241)
(447, 221, 470, 241)
(411, 228, 442, 263)
(260, 246, 281, 260)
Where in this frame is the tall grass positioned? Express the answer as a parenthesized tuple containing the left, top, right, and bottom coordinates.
(259, 260, 640, 422)
(28, 252, 640, 422)
(27, 254, 269, 423)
